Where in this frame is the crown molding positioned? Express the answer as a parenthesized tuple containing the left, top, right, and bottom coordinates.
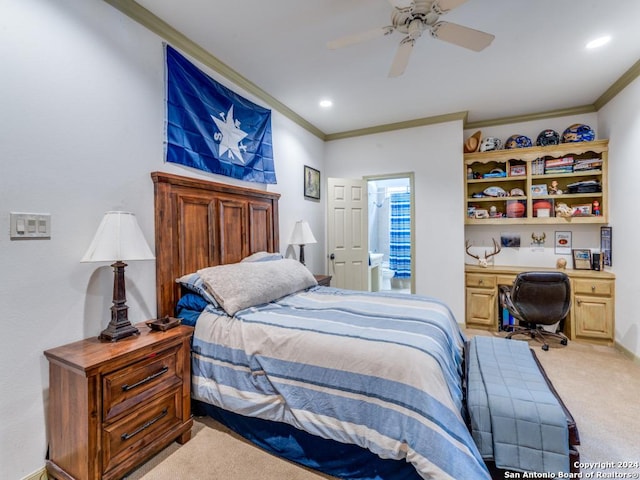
(325, 111, 468, 142)
(464, 105, 597, 131)
(102, 1, 639, 142)
(594, 58, 640, 110)
(465, 57, 640, 130)
(103, 0, 325, 140)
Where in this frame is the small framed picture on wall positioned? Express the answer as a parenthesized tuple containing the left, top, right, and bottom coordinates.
(554, 231, 572, 255)
(304, 165, 320, 200)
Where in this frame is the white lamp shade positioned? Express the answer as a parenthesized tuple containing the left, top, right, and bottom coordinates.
(289, 220, 317, 245)
(81, 211, 155, 262)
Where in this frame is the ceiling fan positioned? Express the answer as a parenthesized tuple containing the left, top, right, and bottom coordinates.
(327, 0, 495, 77)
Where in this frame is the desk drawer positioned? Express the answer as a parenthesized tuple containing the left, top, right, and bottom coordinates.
(466, 273, 496, 289)
(103, 345, 182, 422)
(496, 275, 516, 286)
(573, 279, 613, 296)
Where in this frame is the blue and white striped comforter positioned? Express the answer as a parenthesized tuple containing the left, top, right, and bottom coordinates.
(191, 287, 490, 480)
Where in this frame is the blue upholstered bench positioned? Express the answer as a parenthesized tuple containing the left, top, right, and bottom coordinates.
(465, 336, 580, 477)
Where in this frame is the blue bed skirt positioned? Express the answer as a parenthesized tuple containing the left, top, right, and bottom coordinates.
(192, 400, 421, 480)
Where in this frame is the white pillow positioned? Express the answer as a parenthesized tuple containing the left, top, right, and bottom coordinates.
(198, 259, 317, 315)
(240, 251, 284, 262)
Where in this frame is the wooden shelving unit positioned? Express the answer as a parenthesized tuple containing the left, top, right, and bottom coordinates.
(464, 140, 608, 225)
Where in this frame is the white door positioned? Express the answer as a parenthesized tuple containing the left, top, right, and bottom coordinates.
(327, 177, 369, 290)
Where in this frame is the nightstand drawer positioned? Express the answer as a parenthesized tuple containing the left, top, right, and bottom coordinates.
(103, 345, 182, 422)
(102, 388, 181, 473)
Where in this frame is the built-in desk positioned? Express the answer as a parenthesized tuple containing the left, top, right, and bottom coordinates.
(465, 264, 615, 346)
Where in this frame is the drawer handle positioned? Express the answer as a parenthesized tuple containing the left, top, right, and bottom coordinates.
(121, 366, 169, 392)
(121, 408, 168, 441)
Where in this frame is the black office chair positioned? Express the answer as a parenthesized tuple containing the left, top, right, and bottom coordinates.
(501, 271, 571, 351)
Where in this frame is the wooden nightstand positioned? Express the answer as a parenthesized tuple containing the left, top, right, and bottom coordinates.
(314, 274, 332, 287)
(44, 323, 194, 480)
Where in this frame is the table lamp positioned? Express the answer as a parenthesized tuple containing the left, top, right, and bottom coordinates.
(82, 211, 155, 341)
(289, 220, 316, 266)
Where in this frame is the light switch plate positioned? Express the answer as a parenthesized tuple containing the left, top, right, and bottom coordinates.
(10, 212, 51, 239)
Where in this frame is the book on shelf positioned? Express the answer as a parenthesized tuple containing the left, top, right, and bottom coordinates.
(545, 166, 574, 174)
(573, 158, 602, 171)
(545, 156, 574, 167)
(532, 158, 545, 175)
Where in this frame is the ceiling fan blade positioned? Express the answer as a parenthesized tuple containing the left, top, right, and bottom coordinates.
(431, 21, 494, 52)
(327, 26, 394, 50)
(433, 0, 469, 13)
(389, 38, 414, 78)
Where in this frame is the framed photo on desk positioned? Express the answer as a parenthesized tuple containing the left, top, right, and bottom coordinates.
(572, 249, 592, 270)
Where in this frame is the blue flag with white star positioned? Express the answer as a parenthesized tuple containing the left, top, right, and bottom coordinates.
(165, 45, 276, 184)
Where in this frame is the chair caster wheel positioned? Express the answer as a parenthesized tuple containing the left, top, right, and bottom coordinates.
(542, 344, 549, 351)
(561, 339, 568, 345)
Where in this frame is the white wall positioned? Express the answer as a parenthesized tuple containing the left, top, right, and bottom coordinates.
(2, 2, 638, 478)
(325, 121, 466, 322)
(0, 1, 324, 478)
(598, 76, 640, 358)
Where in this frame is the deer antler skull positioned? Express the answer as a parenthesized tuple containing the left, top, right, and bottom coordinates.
(531, 232, 546, 245)
(465, 238, 502, 268)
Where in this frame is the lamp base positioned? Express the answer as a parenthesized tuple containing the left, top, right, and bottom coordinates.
(299, 244, 306, 266)
(99, 321, 140, 342)
(99, 260, 140, 342)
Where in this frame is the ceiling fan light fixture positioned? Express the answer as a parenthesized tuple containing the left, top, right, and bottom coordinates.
(407, 18, 425, 39)
(586, 35, 611, 49)
(329, 0, 494, 77)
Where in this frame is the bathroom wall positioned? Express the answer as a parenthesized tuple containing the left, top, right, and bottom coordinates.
(368, 177, 412, 294)
(368, 178, 411, 263)
(368, 182, 391, 258)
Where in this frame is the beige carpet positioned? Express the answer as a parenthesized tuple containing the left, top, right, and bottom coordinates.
(125, 417, 335, 480)
(126, 332, 640, 479)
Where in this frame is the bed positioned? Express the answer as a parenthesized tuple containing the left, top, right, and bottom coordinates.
(151, 171, 490, 479)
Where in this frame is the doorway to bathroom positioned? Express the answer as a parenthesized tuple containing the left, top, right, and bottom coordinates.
(366, 173, 414, 294)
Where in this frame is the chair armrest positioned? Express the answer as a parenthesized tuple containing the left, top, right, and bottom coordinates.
(500, 288, 522, 320)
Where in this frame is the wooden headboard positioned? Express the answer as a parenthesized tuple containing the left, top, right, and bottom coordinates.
(151, 172, 280, 318)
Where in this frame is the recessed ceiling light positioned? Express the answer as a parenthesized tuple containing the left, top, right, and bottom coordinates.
(319, 99, 333, 108)
(586, 36, 611, 49)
